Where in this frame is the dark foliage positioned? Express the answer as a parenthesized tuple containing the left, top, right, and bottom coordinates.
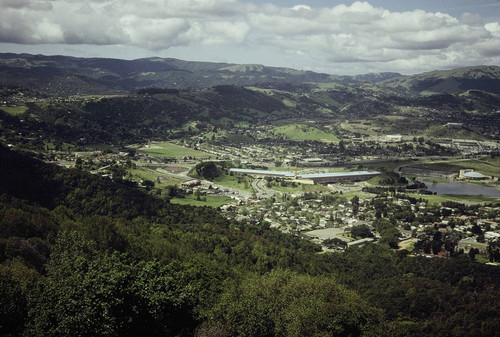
(1, 146, 500, 336)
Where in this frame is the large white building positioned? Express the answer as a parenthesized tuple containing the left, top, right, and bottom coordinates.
(229, 168, 380, 184)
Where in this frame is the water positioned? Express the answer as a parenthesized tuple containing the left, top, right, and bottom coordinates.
(418, 179, 500, 198)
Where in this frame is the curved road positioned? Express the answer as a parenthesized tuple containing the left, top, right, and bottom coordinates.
(252, 178, 281, 199)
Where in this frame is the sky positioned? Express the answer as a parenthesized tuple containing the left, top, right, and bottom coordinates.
(0, 0, 499, 75)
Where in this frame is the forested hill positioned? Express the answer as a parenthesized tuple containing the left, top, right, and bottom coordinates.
(1, 146, 500, 336)
(379, 65, 500, 95)
(0, 85, 289, 146)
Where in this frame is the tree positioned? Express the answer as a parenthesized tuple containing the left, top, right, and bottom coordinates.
(204, 269, 381, 336)
(351, 195, 360, 215)
(26, 232, 199, 336)
(194, 162, 220, 180)
(350, 224, 373, 238)
(471, 223, 482, 235)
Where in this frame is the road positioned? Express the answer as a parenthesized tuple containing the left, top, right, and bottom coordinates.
(142, 164, 253, 201)
(252, 178, 281, 199)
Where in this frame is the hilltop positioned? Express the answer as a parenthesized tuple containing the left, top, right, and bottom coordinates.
(379, 65, 500, 95)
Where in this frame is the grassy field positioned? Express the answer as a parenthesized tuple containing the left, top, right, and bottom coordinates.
(342, 191, 377, 200)
(365, 174, 390, 186)
(2, 106, 28, 115)
(408, 193, 498, 205)
(212, 174, 254, 192)
(129, 168, 182, 187)
(399, 238, 418, 251)
(170, 195, 234, 207)
(141, 142, 212, 159)
(271, 124, 340, 142)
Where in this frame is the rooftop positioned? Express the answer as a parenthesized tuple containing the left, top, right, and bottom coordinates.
(299, 171, 380, 179)
(463, 171, 488, 178)
(229, 168, 295, 177)
(229, 168, 381, 179)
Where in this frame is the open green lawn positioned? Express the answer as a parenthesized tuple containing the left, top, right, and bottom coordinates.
(365, 174, 390, 186)
(141, 142, 212, 159)
(408, 193, 498, 205)
(212, 174, 254, 192)
(170, 194, 234, 207)
(271, 124, 340, 142)
(1, 106, 28, 115)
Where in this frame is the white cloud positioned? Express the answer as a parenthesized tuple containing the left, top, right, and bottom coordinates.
(291, 5, 311, 11)
(0, 0, 499, 74)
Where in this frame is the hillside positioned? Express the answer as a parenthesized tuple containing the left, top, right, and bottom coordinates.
(2, 54, 499, 98)
(1, 53, 499, 149)
(0, 53, 333, 95)
(380, 65, 500, 95)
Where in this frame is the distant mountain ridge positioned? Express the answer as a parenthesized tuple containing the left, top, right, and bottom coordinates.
(379, 65, 500, 95)
(352, 72, 402, 83)
(0, 53, 333, 94)
(0, 53, 499, 97)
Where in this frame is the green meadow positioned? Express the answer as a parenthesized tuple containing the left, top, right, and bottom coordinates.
(141, 142, 212, 159)
(2, 106, 28, 115)
(408, 193, 498, 205)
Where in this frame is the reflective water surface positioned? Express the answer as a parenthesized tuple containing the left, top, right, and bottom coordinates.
(419, 179, 500, 198)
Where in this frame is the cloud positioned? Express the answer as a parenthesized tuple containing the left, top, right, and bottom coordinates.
(291, 5, 312, 11)
(1, 0, 499, 74)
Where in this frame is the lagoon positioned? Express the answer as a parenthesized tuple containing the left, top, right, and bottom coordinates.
(419, 179, 500, 198)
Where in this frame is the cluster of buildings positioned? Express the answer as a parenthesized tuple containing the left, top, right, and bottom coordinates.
(221, 187, 500, 260)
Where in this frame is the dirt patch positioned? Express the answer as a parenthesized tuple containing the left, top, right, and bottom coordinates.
(165, 166, 188, 173)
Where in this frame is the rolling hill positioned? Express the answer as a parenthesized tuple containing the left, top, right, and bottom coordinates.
(1, 54, 499, 102)
(0, 53, 334, 95)
(379, 65, 500, 95)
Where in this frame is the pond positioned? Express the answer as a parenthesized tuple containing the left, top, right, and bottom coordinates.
(418, 179, 500, 198)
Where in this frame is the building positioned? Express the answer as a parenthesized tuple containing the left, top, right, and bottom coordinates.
(445, 122, 463, 128)
(385, 135, 402, 143)
(459, 169, 489, 180)
(299, 171, 380, 184)
(229, 168, 380, 184)
(229, 168, 295, 178)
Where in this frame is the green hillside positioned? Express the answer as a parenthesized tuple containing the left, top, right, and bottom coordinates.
(271, 123, 340, 142)
(380, 65, 500, 95)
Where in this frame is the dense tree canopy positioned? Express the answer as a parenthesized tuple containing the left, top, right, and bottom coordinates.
(1, 146, 500, 336)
